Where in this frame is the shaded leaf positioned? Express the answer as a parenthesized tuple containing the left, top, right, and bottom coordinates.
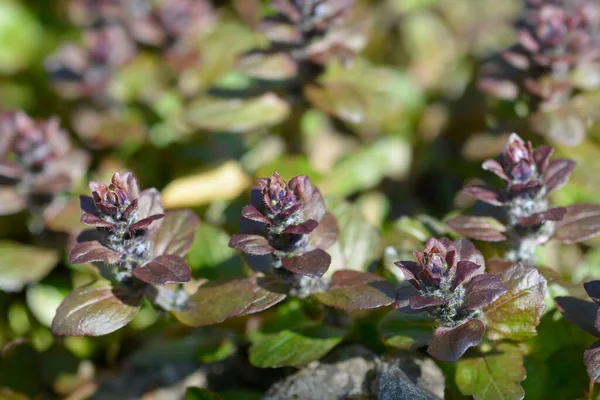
(242, 205, 271, 225)
(517, 208, 566, 226)
(463, 274, 508, 310)
(185, 93, 290, 133)
(284, 219, 318, 234)
(0, 186, 26, 215)
(237, 52, 297, 81)
(249, 325, 344, 368)
(553, 204, 600, 244)
(484, 264, 547, 341)
(456, 342, 526, 400)
(151, 210, 200, 257)
(447, 215, 507, 242)
(310, 211, 339, 250)
(137, 188, 164, 220)
(428, 319, 485, 362)
(173, 279, 254, 327)
(185, 387, 223, 400)
(544, 159, 576, 192)
(80, 212, 115, 229)
(314, 271, 395, 310)
(0, 241, 59, 292)
(555, 296, 600, 337)
(229, 234, 275, 255)
(133, 255, 191, 285)
(238, 275, 289, 316)
(379, 310, 436, 349)
(161, 162, 251, 208)
(585, 341, 600, 383)
(129, 214, 165, 231)
(409, 296, 447, 311)
(281, 249, 331, 278)
(51, 282, 141, 336)
(69, 241, 122, 265)
(586, 281, 600, 305)
(462, 185, 503, 206)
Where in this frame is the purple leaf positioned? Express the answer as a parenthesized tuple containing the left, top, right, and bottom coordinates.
(69, 241, 122, 265)
(454, 238, 486, 268)
(238, 275, 289, 316)
(484, 263, 547, 340)
(137, 188, 164, 220)
(555, 296, 600, 337)
(0, 161, 23, 179)
(173, 279, 255, 327)
(409, 296, 447, 311)
(462, 274, 508, 310)
(80, 213, 115, 229)
(482, 159, 509, 181)
(452, 260, 484, 289)
(462, 185, 504, 206)
(394, 261, 422, 289)
(242, 205, 271, 225)
(130, 213, 165, 231)
(585, 281, 600, 306)
(553, 204, 600, 244)
(533, 145, 553, 173)
(284, 219, 318, 234)
(517, 207, 566, 226)
(80, 195, 97, 213)
(229, 234, 275, 255)
(447, 215, 507, 242)
(122, 198, 138, 218)
(151, 210, 200, 257)
(309, 212, 339, 249)
(544, 159, 575, 192)
(281, 249, 331, 278)
(585, 341, 600, 382)
(427, 319, 485, 362)
(314, 271, 395, 310)
(133, 255, 191, 285)
(51, 282, 141, 336)
(0, 187, 26, 215)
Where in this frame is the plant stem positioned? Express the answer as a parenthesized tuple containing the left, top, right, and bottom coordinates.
(589, 379, 595, 400)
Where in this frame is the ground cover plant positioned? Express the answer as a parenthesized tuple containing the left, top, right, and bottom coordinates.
(3, 1, 600, 399)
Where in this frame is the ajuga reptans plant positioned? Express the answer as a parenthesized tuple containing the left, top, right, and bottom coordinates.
(448, 132, 600, 266)
(52, 171, 199, 336)
(395, 237, 507, 362)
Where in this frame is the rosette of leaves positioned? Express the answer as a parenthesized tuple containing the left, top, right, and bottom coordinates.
(556, 281, 600, 383)
(479, 0, 600, 145)
(229, 172, 339, 301)
(0, 111, 89, 221)
(448, 132, 600, 266)
(51, 171, 200, 336)
(238, 0, 361, 88)
(392, 237, 507, 362)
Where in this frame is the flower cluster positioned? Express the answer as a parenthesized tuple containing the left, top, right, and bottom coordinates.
(46, 0, 214, 98)
(396, 237, 507, 362)
(0, 111, 88, 219)
(229, 173, 338, 286)
(449, 132, 600, 265)
(478, 0, 600, 144)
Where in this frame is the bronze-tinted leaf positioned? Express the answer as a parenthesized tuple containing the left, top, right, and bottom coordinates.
(229, 234, 275, 255)
(80, 212, 115, 229)
(129, 213, 165, 231)
(544, 159, 576, 192)
(69, 241, 122, 265)
(284, 219, 318, 234)
(462, 274, 507, 310)
(137, 188, 164, 219)
(427, 319, 485, 362)
(409, 296, 447, 311)
(462, 185, 503, 206)
(133, 255, 191, 285)
(484, 263, 547, 341)
(151, 210, 200, 257)
(173, 279, 254, 327)
(0, 161, 23, 179)
(553, 204, 600, 244)
(585, 341, 600, 383)
(482, 159, 509, 181)
(314, 271, 395, 310)
(533, 145, 553, 173)
(0, 187, 26, 215)
(447, 215, 507, 242)
(281, 249, 331, 278)
(517, 207, 566, 226)
(241, 205, 271, 225)
(51, 282, 141, 336)
(310, 212, 339, 249)
(452, 260, 484, 289)
(238, 275, 289, 316)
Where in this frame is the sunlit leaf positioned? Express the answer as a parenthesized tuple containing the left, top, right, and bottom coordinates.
(447, 215, 507, 242)
(428, 319, 485, 362)
(133, 255, 191, 285)
(553, 204, 600, 244)
(52, 281, 141, 336)
(484, 264, 547, 341)
(456, 343, 526, 400)
(26, 284, 66, 327)
(249, 325, 344, 367)
(239, 275, 289, 316)
(151, 210, 200, 257)
(0, 186, 26, 215)
(173, 279, 254, 327)
(0, 241, 60, 292)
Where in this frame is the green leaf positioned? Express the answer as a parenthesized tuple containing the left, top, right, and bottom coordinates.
(0, 1, 41, 74)
(26, 284, 66, 327)
(325, 200, 381, 275)
(0, 241, 60, 292)
(313, 271, 395, 310)
(186, 223, 240, 278)
(185, 387, 223, 400)
(484, 264, 547, 341)
(173, 279, 254, 327)
(249, 325, 345, 367)
(321, 137, 412, 197)
(455, 343, 526, 400)
(379, 310, 436, 349)
(185, 93, 290, 133)
(51, 281, 142, 336)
